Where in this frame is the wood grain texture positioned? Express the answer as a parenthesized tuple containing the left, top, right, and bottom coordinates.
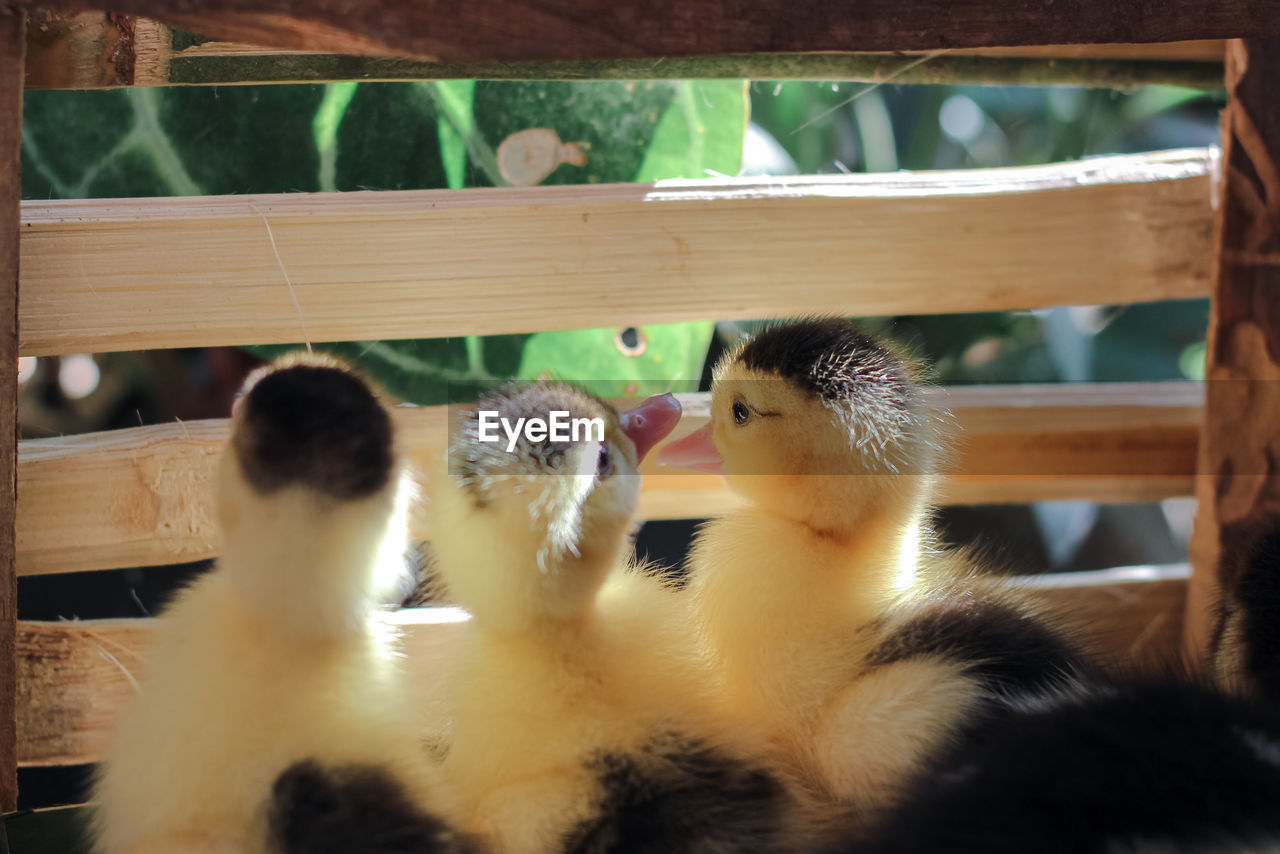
(23, 9, 137, 88)
(15, 608, 468, 767)
(15, 566, 1187, 767)
(152, 52, 1227, 91)
(19, 149, 1214, 357)
(22, 19, 1226, 88)
(6, 0, 1278, 61)
(17, 383, 1203, 577)
(0, 7, 24, 814)
(1014, 564, 1190, 670)
(1187, 38, 1280, 658)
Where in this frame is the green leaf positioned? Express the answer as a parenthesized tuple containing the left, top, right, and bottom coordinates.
(430, 80, 478, 189)
(248, 334, 532, 405)
(334, 83, 448, 191)
(20, 89, 133, 198)
(313, 82, 360, 192)
(636, 81, 748, 181)
(517, 322, 714, 399)
(157, 85, 323, 195)
(472, 80, 675, 186)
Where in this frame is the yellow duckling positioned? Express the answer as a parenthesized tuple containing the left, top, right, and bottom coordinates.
(428, 383, 798, 854)
(661, 319, 1093, 835)
(92, 357, 455, 854)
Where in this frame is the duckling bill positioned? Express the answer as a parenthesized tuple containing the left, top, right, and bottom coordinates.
(663, 319, 1093, 841)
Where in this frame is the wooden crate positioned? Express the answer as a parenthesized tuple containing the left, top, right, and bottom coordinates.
(2, 0, 1279, 827)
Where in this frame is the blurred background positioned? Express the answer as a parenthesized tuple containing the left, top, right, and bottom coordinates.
(16, 64, 1223, 810)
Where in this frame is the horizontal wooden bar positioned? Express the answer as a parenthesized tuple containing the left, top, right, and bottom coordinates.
(149, 52, 1230, 92)
(19, 149, 1214, 357)
(9, 0, 1277, 62)
(16, 383, 1203, 577)
(1012, 563, 1190, 667)
(942, 42, 1227, 62)
(15, 564, 1189, 766)
(21, 16, 1227, 89)
(15, 606, 469, 767)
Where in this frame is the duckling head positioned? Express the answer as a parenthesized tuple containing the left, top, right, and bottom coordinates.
(216, 353, 411, 632)
(662, 319, 940, 537)
(429, 384, 680, 631)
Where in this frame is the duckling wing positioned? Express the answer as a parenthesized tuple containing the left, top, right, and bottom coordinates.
(270, 760, 477, 854)
(843, 681, 1280, 854)
(563, 733, 798, 854)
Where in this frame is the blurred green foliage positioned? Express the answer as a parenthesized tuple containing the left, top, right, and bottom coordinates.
(21, 73, 1225, 401)
(22, 80, 747, 402)
(744, 80, 1225, 384)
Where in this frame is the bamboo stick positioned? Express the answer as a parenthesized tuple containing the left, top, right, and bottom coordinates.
(17, 383, 1203, 577)
(6, 0, 1275, 63)
(19, 149, 1214, 357)
(22, 15, 1226, 89)
(0, 9, 25, 813)
(152, 52, 1227, 91)
(15, 564, 1189, 766)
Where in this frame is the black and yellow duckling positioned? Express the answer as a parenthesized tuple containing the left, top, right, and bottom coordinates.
(848, 524, 1280, 854)
(661, 319, 1094, 837)
(93, 356, 459, 854)
(426, 382, 798, 854)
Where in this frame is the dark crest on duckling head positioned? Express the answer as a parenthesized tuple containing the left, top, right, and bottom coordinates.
(736, 318, 910, 404)
(453, 382, 617, 501)
(234, 361, 394, 501)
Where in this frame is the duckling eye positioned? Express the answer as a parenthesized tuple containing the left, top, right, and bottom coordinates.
(732, 400, 751, 425)
(596, 444, 613, 477)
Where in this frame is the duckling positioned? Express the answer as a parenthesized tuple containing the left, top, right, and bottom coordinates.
(428, 383, 797, 854)
(661, 319, 1094, 834)
(92, 356, 458, 854)
(845, 523, 1280, 854)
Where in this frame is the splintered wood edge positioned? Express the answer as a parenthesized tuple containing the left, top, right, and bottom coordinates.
(16, 382, 1203, 577)
(17, 149, 1214, 356)
(15, 565, 1189, 767)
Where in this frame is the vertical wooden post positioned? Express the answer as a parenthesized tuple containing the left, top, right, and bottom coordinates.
(0, 4, 22, 815)
(0, 6, 22, 815)
(0, 4, 24, 822)
(1186, 37, 1280, 663)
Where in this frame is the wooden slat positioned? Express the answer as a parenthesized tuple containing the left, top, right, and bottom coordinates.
(1, 8, 25, 814)
(1187, 38, 1280, 658)
(15, 566, 1188, 767)
(8, 0, 1280, 62)
(15, 607, 468, 767)
(17, 383, 1203, 577)
(943, 41, 1226, 62)
(131, 51, 1232, 92)
(22, 16, 1226, 89)
(19, 150, 1214, 357)
(1013, 564, 1190, 669)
